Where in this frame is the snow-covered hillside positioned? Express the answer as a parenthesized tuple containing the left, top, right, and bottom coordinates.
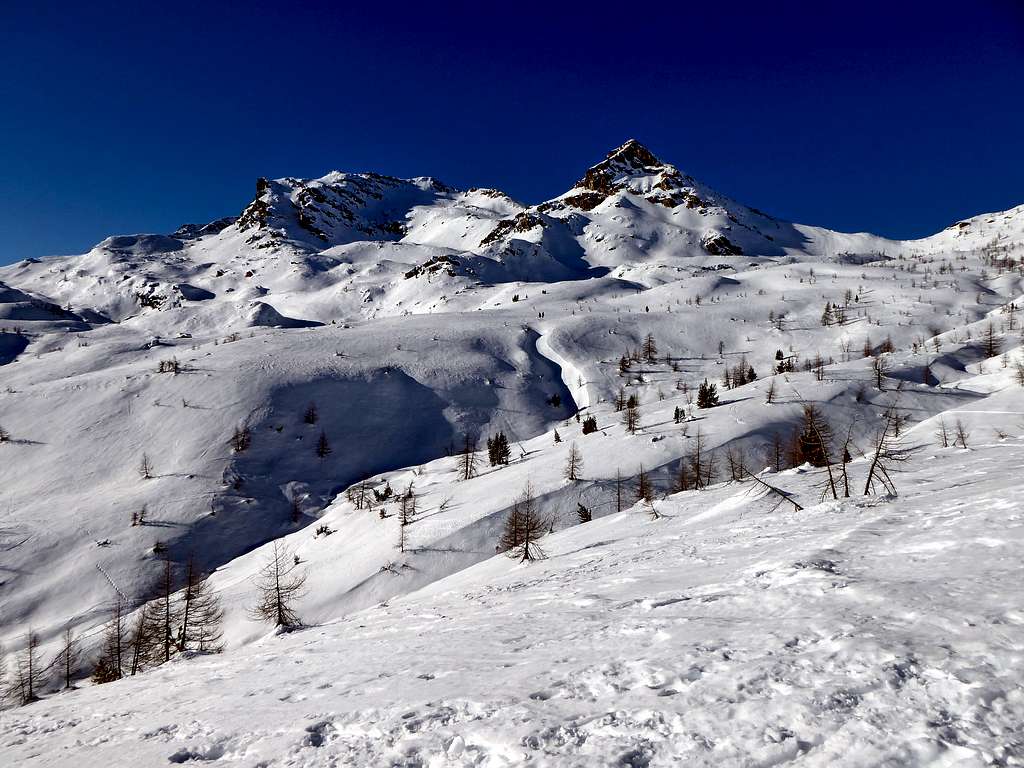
(1, 140, 1022, 765)
(3, 433, 1023, 766)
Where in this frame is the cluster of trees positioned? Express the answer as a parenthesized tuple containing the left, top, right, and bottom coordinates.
(304, 403, 319, 424)
(775, 349, 796, 374)
(613, 389, 628, 412)
(92, 558, 224, 685)
(721, 358, 756, 390)
(616, 379, 719, 434)
(623, 394, 641, 432)
(229, 425, 252, 452)
(459, 434, 478, 480)
(863, 335, 895, 357)
(760, 402, 910, 502)
(487, 432, 511, 466)
(935, 418, 972, 449)
(342, 474, 421, 551)
(301, 401, 332, 459)
(2, 632, 51, 706)
(345, 477, 394, 511)
(672, 428, 716, 492)
(618, 333, 661, 374)
(982, 323, 1001, 358)
(0, 559, 226, 707)
(696, 379, 719, 409)
(820, 301, 848, 327)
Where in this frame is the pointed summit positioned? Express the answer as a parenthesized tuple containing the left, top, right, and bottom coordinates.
(572, 139, 675, 197)
(549, 138, 686, 211)
(602, 138, 663, 169)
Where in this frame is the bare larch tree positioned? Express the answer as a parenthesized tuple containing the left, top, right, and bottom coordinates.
(53, 626, 80, 690)
(499, 482, 547, 562)
(178, 558, 225, 653)
(250, 541, 307, 629)
(564, 442, 583, 481)
(459, 434, 478, 480)
(156, 558, 181, 663)
(92, 600, 127, 684)
(6, 631, 45, 705)
(863, 404, 911, 496)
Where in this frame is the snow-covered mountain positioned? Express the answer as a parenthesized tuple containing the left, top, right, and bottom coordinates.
(1, 140, 1022, 766)
(0, 140, 922, 327)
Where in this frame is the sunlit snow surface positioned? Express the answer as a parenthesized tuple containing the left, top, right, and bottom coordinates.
(3, 436, 1022, 766)
(1, 144, 1023, 764)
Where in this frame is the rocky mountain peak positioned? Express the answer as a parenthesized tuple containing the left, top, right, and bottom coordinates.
(541, 139, 699, 214)
(602, 138, 664, 170)
(232, 172, 443, 250)
(574, 139, 670, 196)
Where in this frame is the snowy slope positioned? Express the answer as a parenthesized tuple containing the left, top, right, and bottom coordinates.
(2, 433, 1022, 766)
(1, 140, 1023, 765)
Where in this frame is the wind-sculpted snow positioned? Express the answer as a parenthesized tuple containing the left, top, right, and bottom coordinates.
(245, 301, 322, 328)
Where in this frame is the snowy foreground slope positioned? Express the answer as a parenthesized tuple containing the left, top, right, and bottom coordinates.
(1, 140, 1024, 764)
(2, 435, 1023, 767)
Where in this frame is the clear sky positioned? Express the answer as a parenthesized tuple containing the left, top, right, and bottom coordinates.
(1, 1, 1022, 264)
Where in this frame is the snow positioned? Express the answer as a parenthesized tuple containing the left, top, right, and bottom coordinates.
(1, 140, 1022, 765)
(2, 438, 1022, 766)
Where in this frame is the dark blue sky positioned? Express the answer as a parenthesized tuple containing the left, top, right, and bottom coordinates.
(1, 1, 1022, 264)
